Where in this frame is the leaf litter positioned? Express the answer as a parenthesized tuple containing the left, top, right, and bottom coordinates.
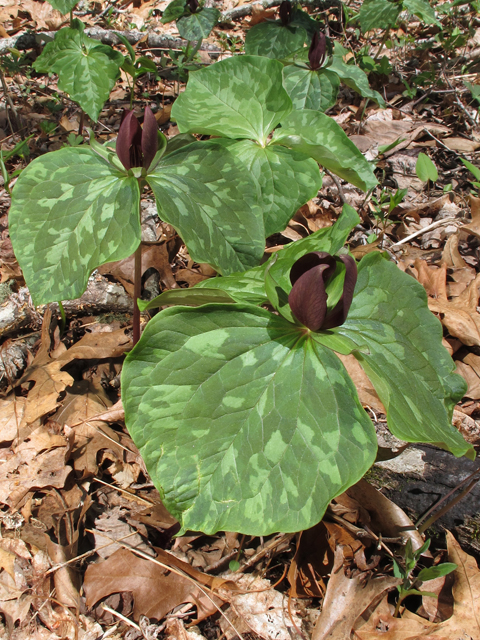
(1, 0, 480, 638)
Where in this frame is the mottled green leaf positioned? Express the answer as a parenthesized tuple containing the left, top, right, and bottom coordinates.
(403, 0, 439, 25)
(245, 22, 307, 60)
(172, 56, 292, 144)
(33, 20, 123, 121)
(290, 8, 319, 39)
(122, 303, 377, 535)
(273, 109, 378, 191)
(177, 8, 220, 40)
(146, 140, 264, 275)
(323, 253, 473, 458)
(139, 288, 236, 311)
(282, 66, 340, 111)
(161, 0, 187, 23)
(358, 0, 401, 32)
(46, 0, 79, 13)
(227, 139, 321, 236)
(9, 147, 140, 305)
(327, 56, 386, 107)
(194, 203, 360, 304)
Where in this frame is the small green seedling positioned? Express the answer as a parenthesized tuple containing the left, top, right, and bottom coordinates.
(393, 538, 457, 616)
(416, 152, 438, 193)
(461, 158, 480, 193)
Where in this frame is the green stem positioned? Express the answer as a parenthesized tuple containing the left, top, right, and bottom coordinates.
(58, 301, 66, 334)
(133, 243, 142, 345)
(374, 28, 390, 62)
(78, 110, 84, 136)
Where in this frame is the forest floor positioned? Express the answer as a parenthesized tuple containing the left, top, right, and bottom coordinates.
(0, 0, 480, 638)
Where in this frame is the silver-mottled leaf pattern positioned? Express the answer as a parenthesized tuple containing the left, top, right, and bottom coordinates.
(171, 56, 292, 144)
(147, 140, 264, 275)
(323, 253, 473, 458)
(9, 147, 140, 305)
(122, 304, 377, 535)
(282, 66, 340, 111)
(273, 109, 378, 191)
(33, 20, 123, 121)
(227, 139, 321, 236)
(244, 22, 307, 59)
(176, 8, 220, 40)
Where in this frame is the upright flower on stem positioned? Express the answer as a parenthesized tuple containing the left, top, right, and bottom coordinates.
(288, 251, 357, 331)
(308, 31, 326, 71)
(116, 106, 158, 172)
(187, 0, 199, 12)
(279, 0, 293, 25)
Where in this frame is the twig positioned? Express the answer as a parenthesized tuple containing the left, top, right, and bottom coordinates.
(390, 216, 458, 248)
(324, 168, 347, 204)
(102, 605, 141, 631)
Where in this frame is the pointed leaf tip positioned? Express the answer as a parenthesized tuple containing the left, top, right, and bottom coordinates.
(117, 110, 142, 170)
(142, 106, 159, 170)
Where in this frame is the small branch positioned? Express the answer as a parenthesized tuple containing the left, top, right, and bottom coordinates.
(390, 216, 458, 248)
(324, 168, 347, 205)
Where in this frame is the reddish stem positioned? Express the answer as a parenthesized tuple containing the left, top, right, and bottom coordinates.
(133, 243, 142, 345)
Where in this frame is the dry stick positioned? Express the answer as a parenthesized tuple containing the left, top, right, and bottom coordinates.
(389, 216, 458, 248)
(0, 66, 19, 136)
(78, 110, 85, 136)
(84, 530, 246, 640)
(324, 168, 347, 205)
(93, 476, 154, 505)
(133, 243, 142, 345)
(102, 605, 141, 631)
(416, 467, 480, 535)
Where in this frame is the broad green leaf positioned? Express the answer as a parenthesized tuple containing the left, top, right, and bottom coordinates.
(139, 288, 236, 312)
(122, 303, 377, 535)
(328, 56, 386, 108)
(416, 153, 438, 182)
(147, 140, 264, 276)
(194, 203, 360, 304)
(273, 109, 378, 191)
(282, 66, 340, 111)
(358, 0, 401, 32)
(33, 20, 123, 121)
(326, 252, 473, 458)
(172, 56, 292, 144)
(195, 265, 269, 305)
(461, 158, 480, 182)
(244, 22, 307, 60)
(47, 0, 79, 13)
(403, 0, 440, 24)
(9, 147, 140, 305)
(290, 8, 319, 39)
(161, 0, 187, 23)
(177, 8, 220, 40)
(227, 139, 322, 236)
(417, 563, 457, 582)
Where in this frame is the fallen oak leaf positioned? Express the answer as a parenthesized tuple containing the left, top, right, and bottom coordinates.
(461, 195, 480, 239)
(84, 547, 232, 622)
(415, 259, 480, 346)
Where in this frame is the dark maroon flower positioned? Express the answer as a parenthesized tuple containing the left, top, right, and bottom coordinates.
(187, 0, 199, 12)
(116, 106, 158, 172)
(288, 252, 357, 331)
(308, 31, 326, 71)
(279, 0, 293, 25)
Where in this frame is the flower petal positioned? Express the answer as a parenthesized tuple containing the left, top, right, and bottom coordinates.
(289, 262, 331, 331)
(322, 255, 357, 329)
(308, 31, 326, 71)
(117, 110, 142, 171)
(142, 106, 159, 171)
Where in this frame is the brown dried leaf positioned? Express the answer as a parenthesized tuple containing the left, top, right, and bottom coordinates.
(455, 358, 480, 399)
(84, 548, 223, 622)
(57, 327, 132, 362)
(346, 480, 425, 551)
(452, 408, 480, 445)
(288, 523, 333, 598)
(46, 535, 80, 610)
(0, 396, 25, 444)
(336, 353, 386, 413)
(312, 546, 400, 640)
(441, 233, 467, 268)
(249, 4, 276, 25)
(99, 243, 177, 295)
(0, 424, 72, 508)
(462, 195, 480, 239)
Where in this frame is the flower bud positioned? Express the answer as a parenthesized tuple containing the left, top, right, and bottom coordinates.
(308, 31, 326, 71)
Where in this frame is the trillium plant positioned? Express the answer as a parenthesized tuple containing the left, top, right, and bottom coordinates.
(9, 54, 474, 536)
